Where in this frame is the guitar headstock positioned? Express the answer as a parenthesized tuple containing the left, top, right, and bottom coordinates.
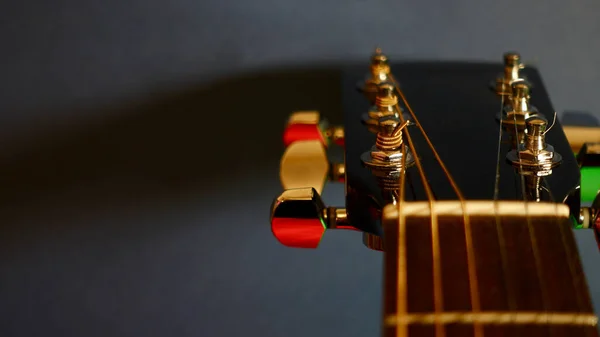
(270, 49, 600, 251)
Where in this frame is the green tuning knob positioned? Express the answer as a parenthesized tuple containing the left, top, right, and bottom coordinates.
(577, 143, 600, 204)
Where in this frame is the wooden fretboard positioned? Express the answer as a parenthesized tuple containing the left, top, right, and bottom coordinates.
(382, 202, 598, 337)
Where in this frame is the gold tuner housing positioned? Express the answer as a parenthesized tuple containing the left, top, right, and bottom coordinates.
(280, 140, 345, 195)
(270, 187, 353, 249)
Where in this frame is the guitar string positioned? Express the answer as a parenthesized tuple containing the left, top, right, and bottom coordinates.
(511, 95, 551, 335)
(395, 137, 408, 337)
(493, 92, 506, 200)
(394, 101, 444, 337)
(493, 92, 517, 317)
(391, 76, 482, 337)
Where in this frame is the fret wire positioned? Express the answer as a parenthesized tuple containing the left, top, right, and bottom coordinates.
(392, 79, 482, 337)
(385, 312, 598, 326)
(394, 104, 445, 337)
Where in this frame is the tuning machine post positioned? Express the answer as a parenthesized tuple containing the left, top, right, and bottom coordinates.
(362, 83, 411, 134)
(506, 115, 562, 201)
(358, 48, 393, 104)
(361, 116, 414, 194)
(493, 52, 528, 95)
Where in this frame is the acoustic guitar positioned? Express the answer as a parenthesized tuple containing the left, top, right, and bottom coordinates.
(270, 50, 600, 337)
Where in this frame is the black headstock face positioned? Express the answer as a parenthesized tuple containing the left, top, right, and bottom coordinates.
(270, 51, 600, 251)
(344, 62, 580, 237)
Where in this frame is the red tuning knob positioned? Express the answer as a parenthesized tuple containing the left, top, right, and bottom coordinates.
(283, 123, 326, 148)
(283, 111, 344, 148)
(271, 188, 329, 249)
(270, 188, 356, 249)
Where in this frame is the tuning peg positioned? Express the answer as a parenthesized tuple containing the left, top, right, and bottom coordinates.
(283, 111, 344, 147)
(359, 48, 393, 104)
(573, 189, 600, 251)
(492, 51, 529, 95)
(280, 139, 344, 195)
(270, 188, 355, 248)
(576, 143, 600, 204)
(563, 126, 600, 154)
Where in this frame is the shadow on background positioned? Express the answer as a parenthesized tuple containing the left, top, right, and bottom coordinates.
(0, 65, 385, 337)
(0, 64, 345, 224)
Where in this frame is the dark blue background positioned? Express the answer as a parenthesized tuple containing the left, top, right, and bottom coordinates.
(1, 1, 598, 336)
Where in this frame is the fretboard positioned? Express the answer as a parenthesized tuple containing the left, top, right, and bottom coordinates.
(381, 201, 598, 337)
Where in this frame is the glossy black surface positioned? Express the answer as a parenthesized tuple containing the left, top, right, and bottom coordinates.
(343, 62, 580, 235)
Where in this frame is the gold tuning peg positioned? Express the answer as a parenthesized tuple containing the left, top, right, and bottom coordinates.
(280, 140, 344, 195)
(563, 126, 600, 153)
(283, 111, 345, 147)
(270, 187, 353, 248)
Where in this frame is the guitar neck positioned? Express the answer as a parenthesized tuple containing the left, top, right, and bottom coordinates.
(381, 201, 598, 337)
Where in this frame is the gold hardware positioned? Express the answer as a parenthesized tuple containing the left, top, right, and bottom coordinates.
(563, 126, 600, 153)
(577, 142, 600, 166)
(506, 116, 562, 200)
(361, 115, 413, 193)
(501, 80, 537, 126)
(322, 207, 349, 229)
(330, 162, 345, 182)
(279, 139, 345, 194)
(285, 110, 345, 147)
(280, 140, 330, 195)
(498, 80, 541, 148)
(494, 52, 525, 95)
(270, 187, 353, 248)
(507, 115, 562, 176)
(577, 185, 600, 229)
(323, 125, 345, 145)
(363, 84, 401, 133)
(361, 48, 392, 104)
(287, 111, 320, 125)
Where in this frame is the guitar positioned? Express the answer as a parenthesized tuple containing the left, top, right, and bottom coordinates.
(270, 50, 600, 337)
